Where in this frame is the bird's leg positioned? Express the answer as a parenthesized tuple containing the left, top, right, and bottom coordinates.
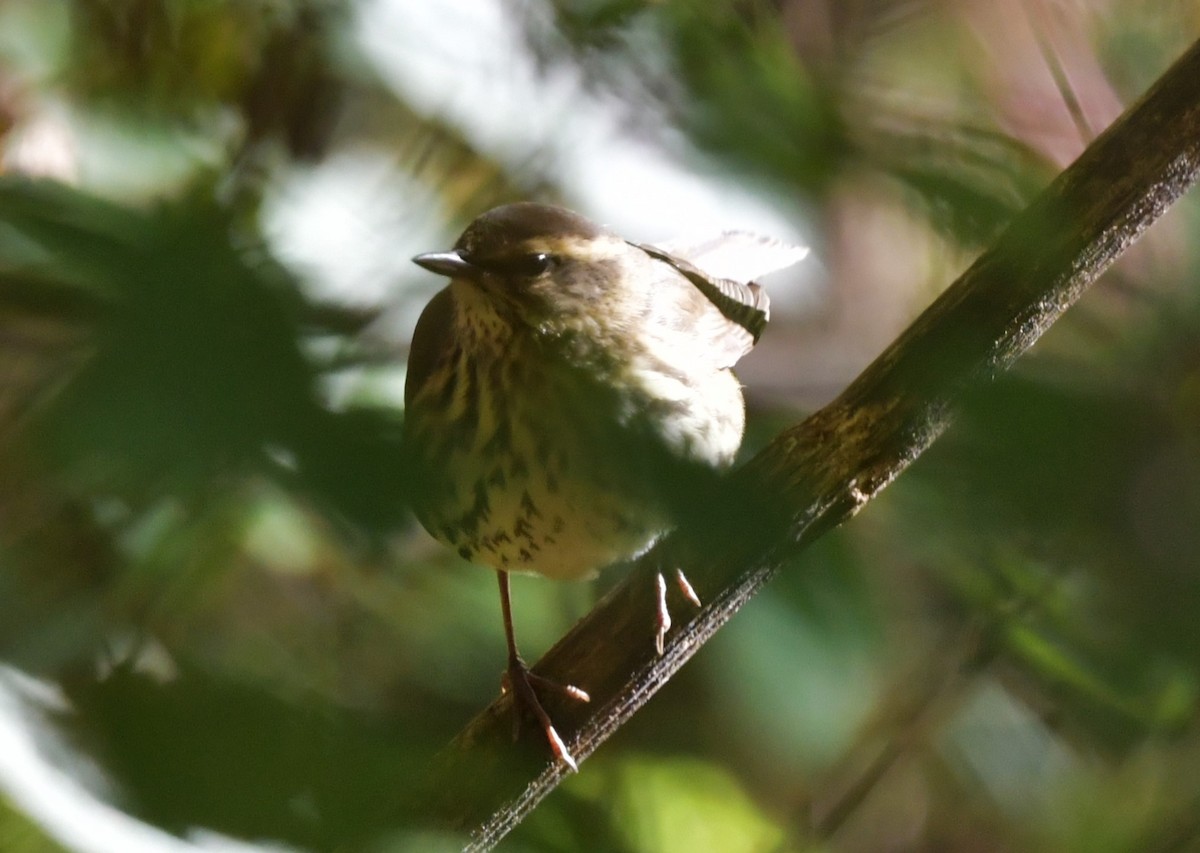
(655, 566, 703, 655)
(496, 571, 589, 771)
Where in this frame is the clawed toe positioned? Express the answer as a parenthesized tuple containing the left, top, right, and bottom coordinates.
(675, 568, 701, 608)
(654, 572, 672, 655)
(654, 567, 703, 655)
(496, 572, 589, 771)
(503, 657, 589, 771)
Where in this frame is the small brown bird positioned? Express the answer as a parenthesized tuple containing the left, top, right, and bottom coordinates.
(404, 202, 805, 769)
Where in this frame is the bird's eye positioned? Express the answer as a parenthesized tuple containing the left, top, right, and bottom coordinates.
(510, 253, 554, 277)
(481, 252, 556, 278)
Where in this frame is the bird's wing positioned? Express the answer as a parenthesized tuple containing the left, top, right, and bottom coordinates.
(650, 231, 808, 284)
(633, 232, 805, 369)
(404, 286, 455, 408)
(636, 241, 770, 346)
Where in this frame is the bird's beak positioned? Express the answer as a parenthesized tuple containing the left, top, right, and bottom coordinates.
(413, 250, 478, 278)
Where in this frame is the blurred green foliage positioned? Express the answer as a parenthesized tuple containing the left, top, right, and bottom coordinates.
(0, 1, 1199, 851)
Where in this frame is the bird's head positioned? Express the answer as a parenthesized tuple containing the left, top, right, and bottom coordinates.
(413, 202, 638, 332)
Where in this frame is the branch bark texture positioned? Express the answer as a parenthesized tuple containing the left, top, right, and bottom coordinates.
(423, 38, 1200, 850)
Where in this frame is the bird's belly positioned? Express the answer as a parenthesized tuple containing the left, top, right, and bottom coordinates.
(474, 474, 662, 580)
(419, 434, 665, 579)
(408, 353, 742, 580)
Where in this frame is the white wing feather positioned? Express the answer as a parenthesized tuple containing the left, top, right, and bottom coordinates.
(650, 232, 809, 283)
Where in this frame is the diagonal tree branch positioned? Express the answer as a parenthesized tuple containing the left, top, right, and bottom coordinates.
(421, 37, 1200, 850)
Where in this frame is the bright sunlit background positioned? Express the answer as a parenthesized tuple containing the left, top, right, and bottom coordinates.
(1, 1, 1199, 851)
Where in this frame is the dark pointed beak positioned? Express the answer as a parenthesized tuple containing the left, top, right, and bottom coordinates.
(413, 250, 477, 278)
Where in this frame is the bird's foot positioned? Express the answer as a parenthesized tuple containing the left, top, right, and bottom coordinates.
(655, 568, 703, 655)
(501, 656, 590, 771)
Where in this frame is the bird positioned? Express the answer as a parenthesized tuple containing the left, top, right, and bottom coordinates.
(403, 202, 806, 769)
